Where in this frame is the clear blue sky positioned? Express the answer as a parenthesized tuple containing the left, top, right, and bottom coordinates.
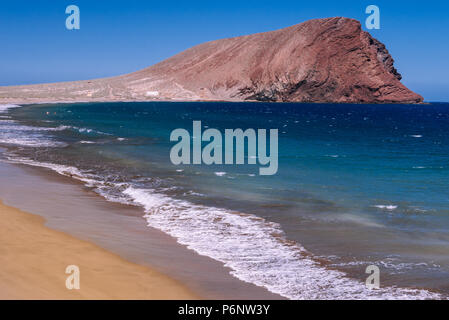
(0, 0, 448, 101)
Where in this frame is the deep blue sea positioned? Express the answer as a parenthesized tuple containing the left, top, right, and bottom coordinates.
(1, 102, 449, 299)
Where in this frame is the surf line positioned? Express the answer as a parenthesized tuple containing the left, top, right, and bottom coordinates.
(170, 121, 278, 175)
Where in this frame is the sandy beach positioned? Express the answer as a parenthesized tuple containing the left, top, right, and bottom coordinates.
(0, 200, 198, 300)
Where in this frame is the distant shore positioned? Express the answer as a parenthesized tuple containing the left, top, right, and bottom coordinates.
(0, 200, 198, 300)
(0, 98, 430, 106)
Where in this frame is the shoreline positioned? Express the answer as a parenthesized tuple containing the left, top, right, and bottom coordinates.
(0, 155, 282, 300)
(0, 199, 199, 300)
(2, 155, 444, 300)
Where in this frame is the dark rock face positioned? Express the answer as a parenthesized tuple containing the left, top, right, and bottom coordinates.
(0, 17, 423, 104)
(369, 36, 402, 81)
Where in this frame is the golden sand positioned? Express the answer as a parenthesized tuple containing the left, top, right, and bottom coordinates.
(0, 201, 198, 300)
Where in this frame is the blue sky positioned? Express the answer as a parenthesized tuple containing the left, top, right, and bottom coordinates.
(0, 0, 448, 101)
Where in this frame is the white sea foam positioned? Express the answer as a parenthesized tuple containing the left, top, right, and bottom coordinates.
(0, 105, 69, 147)
(0, 108, 106, 147)
(52, 125, 109, 135)
(0, 137, 65, 147)
(0, 123, 66, 147)
(3, 155, 444, 300)
(122, 186, 441, 300)
(1, 124, 64, 132)
(0, 122, 99, 135)
(373, 205, 398, 211)
(330, 259, 441, 275)
(0, 104, 22, 113)
(0, 126, 66, 147)
(4, 156, 98, 186)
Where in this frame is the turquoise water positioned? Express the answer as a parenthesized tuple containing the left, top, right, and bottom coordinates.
(1, 102, 448, 299)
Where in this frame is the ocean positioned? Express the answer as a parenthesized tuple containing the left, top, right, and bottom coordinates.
(1, 101, 448, 299)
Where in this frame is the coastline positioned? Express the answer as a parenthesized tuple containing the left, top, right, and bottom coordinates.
(0, 155, 282, 300)
(0, 199, 198, 300)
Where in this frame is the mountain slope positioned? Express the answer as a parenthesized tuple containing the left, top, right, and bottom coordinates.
(0, 17, 423, 104)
